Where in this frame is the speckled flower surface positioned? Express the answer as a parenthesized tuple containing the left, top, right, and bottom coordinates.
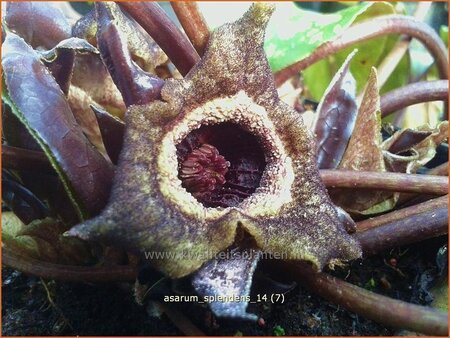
(68, 3, 361, 278)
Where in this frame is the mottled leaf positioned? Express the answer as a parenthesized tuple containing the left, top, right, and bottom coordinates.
(302, 2, 395, 99)
(91, 105, 125, 164)
(264, 2, 393, 73)
(4, 1, 71, 49)
(2, 32, 114, 219)
(314, 50, 357, 169)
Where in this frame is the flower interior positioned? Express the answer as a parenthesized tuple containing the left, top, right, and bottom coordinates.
(176, 122, 266, 208)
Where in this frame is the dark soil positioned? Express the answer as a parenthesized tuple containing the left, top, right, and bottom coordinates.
(2, 236, 446, 336)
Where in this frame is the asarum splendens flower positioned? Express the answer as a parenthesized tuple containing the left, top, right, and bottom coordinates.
(68, 4, 361, 319)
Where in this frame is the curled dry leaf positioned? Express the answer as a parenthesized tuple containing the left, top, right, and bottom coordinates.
(382, 121, 449, 174)
(313, 49, 358, 169)
(2, 32, 114, 219)
(39, 38, 109, 156)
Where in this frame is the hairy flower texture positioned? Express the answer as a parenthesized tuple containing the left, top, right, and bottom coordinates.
(68, 4, 361, 278)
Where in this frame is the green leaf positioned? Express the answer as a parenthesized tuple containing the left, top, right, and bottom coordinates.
(273, 325, 285, 336)
(2, 212, 94, 265)
(2, 212, 40, 259)
(440, 25, 448, 47)
(379, 52, 410, 96)
(302, 2, 395, 100)
(264, 2, 394, 74)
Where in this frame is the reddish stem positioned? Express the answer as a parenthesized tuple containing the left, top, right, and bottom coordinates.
(356, 195, 448, 232)
(118, 2, 200, 76)
(320, 170, 448, 195)
(2, 247, 136, 283)
(354, 203, 448, 256)
(380, 80, 448, 117)
(274, 15, 448, 86)
(283, 262, 448, 336)
(2, 145, 55, 174)
(171, 2, 210, 56)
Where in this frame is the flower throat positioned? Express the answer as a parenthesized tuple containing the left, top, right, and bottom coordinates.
(176, 123, 266, 208)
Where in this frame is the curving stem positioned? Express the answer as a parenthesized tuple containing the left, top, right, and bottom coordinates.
(380, 80, 449, 117)
(281, 262, 449, 336)
(171, 1, 210, 56)
(2, 247, 137, 283)
(274, 15, 448, 86)
(354, 200, 448, 255)
(356, 195, 448, 232)
(118, 1, 200, 76)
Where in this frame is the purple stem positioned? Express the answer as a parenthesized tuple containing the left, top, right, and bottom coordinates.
(380, 80, 449, 117)
(118, 2, 200, 76)
(274, 15, 448, 86)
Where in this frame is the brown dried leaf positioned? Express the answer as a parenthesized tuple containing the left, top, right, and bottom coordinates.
(332, 67, 397, 215)
(67, 86, 110, 160)
(339, 67, 384, 171)
(71, 54, 126, 118)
